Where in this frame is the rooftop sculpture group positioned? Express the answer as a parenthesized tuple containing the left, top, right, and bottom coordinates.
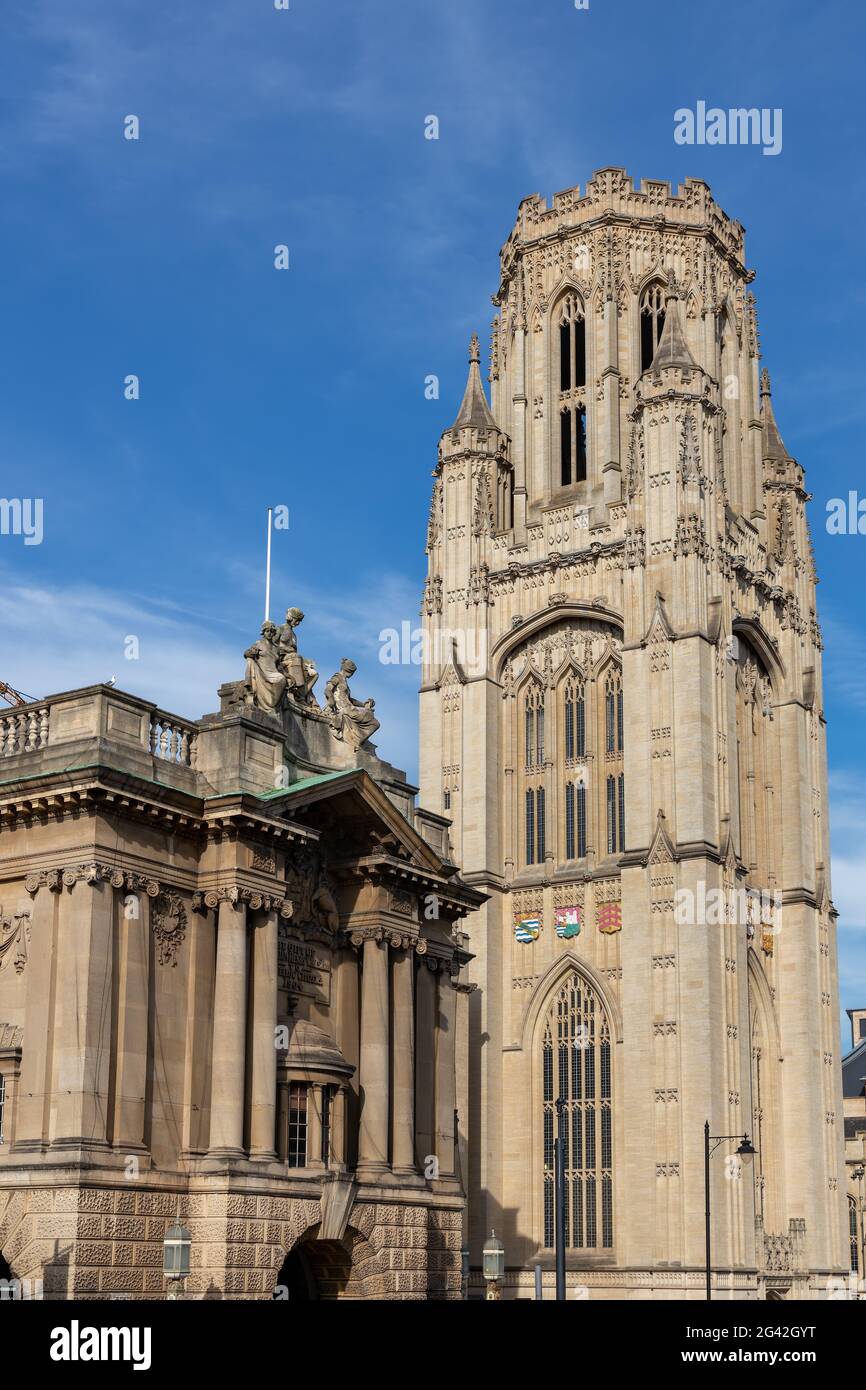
(243, 607, 380, 749)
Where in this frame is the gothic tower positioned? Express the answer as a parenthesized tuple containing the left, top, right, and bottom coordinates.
(418, 169, 848, 1298)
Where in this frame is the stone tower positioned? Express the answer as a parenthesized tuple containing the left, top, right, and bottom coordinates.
(418, 169, 848, 1298)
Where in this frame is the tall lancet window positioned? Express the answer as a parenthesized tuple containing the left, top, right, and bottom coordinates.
(558, 292, 586, 391)
(524, 682, 546, 865)
(542, 973, 613, 1251)
(563, 674, 587, 860)
(525, 682, 544, 769)
(563, 675, 586, 762)
(557, 292, 587, 488)
(560, 407, 587, 487)
(640, 282, 666, 372)
(603, 667, 624, 854)
(565, 782, 587, 860)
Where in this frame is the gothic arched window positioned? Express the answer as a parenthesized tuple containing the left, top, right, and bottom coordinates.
(524, 682, 546, 865)
(525, 786, 546, 865)
(640, 282, 666, 372)
(560, 406, 587, 487)
(558, 292, 586, 391)
(564, 780, 587, 860)
(524, 682, 544, 770)
(850, 1197, 859, 1275)
(563, 675, 586, 762)
(735, 642, 777, 892)
(601, 667, 624, 854)
(556, 292, 588, 488)
(542, 973, 613, 1251)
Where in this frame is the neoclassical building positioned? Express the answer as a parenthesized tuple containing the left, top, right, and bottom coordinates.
(0, 614, 481, 1299)
(418, 168, 849, 1298)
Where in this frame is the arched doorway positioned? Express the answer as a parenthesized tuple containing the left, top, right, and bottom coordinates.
(273, 1237, 354, 1300)
(273, 1244, 319, 1300)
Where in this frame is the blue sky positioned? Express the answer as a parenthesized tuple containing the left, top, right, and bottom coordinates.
(1, 0, 864, 1035)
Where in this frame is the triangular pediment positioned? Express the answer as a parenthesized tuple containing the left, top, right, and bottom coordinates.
(262, 769, 445, 875)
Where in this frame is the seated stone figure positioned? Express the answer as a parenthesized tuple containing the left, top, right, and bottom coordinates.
(324, 659, 380, 749)
(277, 607, 320, 708)
(243, 621, 287, 713)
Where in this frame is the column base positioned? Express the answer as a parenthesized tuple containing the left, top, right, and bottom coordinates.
(46, 1137, 112, 1155)
(391, 1164, 426, 1188)
(248, 1148, 278, 1163)
(355, 1162, 391, 1184)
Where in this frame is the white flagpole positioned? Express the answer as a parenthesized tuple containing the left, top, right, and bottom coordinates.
(264, 506, 273, 623)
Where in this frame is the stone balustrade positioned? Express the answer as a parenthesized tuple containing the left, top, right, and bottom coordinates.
(0, 704, 49, 758)
(0, 687, 198, 772)
(149, 711, 197, 766)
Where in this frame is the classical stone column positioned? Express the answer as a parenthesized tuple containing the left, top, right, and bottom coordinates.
(331, 1086, 346, 1168)
(307, 1083, 324, 1169)
(415, 956, 437, 1172)
(111, 890, 150, 1153)
(249, 908, 278, 1160)
(391, 946, 416, 1175)
(14, 879, 60, 1150)
(356, 932, 390, 1179)
(334, 948, 360, 1167)
(51, 876, 115, 1149)
(435, 966, 458, 1181)
(208, 898, 248, 1157)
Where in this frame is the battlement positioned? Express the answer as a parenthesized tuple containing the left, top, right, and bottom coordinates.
(501, 167, 745, 269)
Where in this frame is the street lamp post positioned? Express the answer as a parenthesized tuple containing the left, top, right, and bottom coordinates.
(554, 1096, 567, 1302)
(704, 1122, 756, 1302)
(482, 1230, 505, 1301)
(163, 1222, 191, 1301)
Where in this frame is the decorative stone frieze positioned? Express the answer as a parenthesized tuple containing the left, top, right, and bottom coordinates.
(0, 905, 30, 975)
(151, 892, 188, 968)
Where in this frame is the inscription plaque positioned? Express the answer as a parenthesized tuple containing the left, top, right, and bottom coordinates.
(277, 924, 331, 1004)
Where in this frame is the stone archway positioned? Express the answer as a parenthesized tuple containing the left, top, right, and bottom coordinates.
(272, 1224, 376, 1300)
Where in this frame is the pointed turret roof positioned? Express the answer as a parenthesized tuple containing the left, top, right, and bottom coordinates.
(760, 369, 793, 462)
(649, 272, 697, 372)
(450, 333, 498, 433)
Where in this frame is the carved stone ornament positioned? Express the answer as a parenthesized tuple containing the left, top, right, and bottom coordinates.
(0, 904, 31, 975)
(389, 889, 416, 919)
(194, 886, 293, 918)
(25, 863, 160, 897)
(251, 847, 277, 874)
(284, 850, 339, 932)
(151, 892, 188, 968)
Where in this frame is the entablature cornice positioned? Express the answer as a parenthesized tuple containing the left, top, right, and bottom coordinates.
(0, 771, 206, 836)
(332, 854, 484, 918)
